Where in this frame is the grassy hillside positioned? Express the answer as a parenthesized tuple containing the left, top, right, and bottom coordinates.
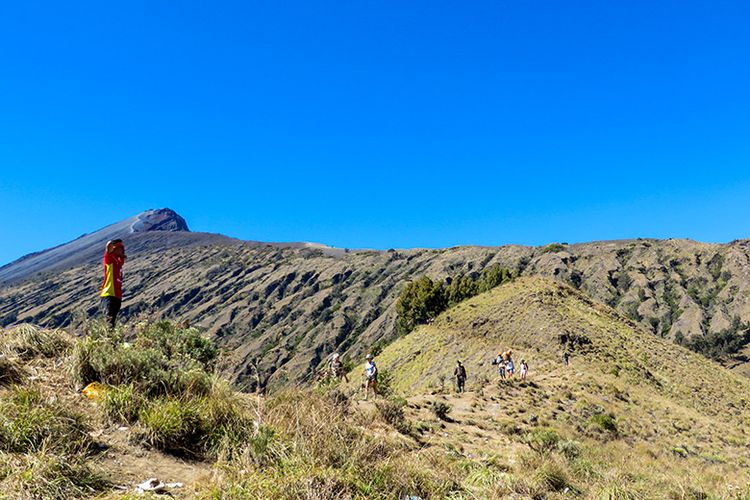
(369, 277, 750, 496)
(4, 236, 750, 391)
(1, 308, 750, 497)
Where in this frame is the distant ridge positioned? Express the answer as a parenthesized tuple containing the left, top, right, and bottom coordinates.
(0, 208, 194, 283)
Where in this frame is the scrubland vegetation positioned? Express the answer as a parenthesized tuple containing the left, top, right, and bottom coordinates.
(2, 289, 750, 499)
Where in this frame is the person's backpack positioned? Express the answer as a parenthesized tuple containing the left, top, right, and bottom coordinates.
(491, 357, 498, 365)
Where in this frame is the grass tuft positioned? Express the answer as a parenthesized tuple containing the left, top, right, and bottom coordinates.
(0, 386, 94, 455)
(2, 324, 71, 359)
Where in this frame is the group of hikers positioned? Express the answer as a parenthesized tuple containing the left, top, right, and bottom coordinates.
(492, 349, 528, 381)
(453, 351, 529, 393)
(323, 350, 530, 400)
(99, 239, 531, 400)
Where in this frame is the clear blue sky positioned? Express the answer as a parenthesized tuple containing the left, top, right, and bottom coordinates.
(1, 1, 749, 265)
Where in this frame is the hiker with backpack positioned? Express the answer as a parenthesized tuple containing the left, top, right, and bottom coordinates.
(453, 360, 467, 393)
(100, 239, 126, 328)
(494, 352, 506, 379)
(504, 350, 515, 377)
(364, 353, 378, 400)
(329, 352, 349, 383)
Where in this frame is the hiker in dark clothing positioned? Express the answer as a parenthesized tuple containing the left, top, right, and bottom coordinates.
(563, 351, 570, 366)
(100, 239, 126, 328)
(454, 360, 467, 393)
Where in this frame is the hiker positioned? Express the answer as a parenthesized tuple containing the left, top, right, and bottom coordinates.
(100, 239, 126, 328)
(563, 351, 570, 366)
(506, 358, 515, 377)
(495, 352, 506, 379)
(364, 353, 378, 400)
(453, 360, 467, 393)
(329, 352, 349, 383)
(519, 359, 528, 380)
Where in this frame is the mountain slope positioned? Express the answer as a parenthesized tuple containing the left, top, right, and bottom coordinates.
(3, 211, 750, 389)
(369, 277, 750, 495)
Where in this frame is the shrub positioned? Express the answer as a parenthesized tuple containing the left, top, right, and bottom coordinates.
(589, 413, 617, 434)
(683, 316, 750, 361)
(431, 401, 452, 421)
(541, 243, 566, 254)
(524, 428, 560, 456)
(376, 369, 395, 398)
(375, 398, 411, 435)
(70, 324, 214, 398)
(138, 398, 204, 455)
(137, 320, 218, 371)
(240, 425, 284, 467)
(556, 439, 581, 460)
(395, 266, 513, 335)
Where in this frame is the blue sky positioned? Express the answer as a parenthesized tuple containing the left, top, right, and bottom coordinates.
(1, 1, 749, 265)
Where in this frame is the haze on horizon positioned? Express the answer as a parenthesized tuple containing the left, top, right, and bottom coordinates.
(1, 0, 749, 266)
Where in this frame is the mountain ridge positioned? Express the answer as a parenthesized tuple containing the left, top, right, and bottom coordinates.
(3, 210, 750, 390)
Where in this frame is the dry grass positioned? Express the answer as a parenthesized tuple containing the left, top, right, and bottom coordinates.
(1, 324, 72, 360)
(2, 308, 750, 498)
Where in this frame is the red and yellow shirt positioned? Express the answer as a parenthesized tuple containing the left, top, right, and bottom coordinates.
(100, 251, 124, 299)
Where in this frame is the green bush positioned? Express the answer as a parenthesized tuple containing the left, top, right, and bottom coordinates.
(242, 425, 283, 467)
(136, 381, 253, 458)
(70, 323, 214, 398)
(137, 320, 219, 371)
(541, 243, 566, 254)
(138, 398, 204, 455)
(589, 413, 618, 434)
(431, 401, 452, 421)
(556, 439, 582, 460)
(683, 316, 750, 361)
(376, 369, 395, 398)
(524, 428, 561, 456)
(395, 266, 513, 335)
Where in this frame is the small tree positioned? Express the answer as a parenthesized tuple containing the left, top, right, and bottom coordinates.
(395, 276, 447, 336)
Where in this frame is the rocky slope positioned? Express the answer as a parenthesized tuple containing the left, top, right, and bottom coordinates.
(2, 210, 750, 389)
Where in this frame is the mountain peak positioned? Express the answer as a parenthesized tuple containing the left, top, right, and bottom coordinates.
(131, 208, 189, 233)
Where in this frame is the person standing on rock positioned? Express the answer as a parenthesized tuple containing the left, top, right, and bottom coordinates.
(454, 360, 467, 393)
(364, 354, 378, 400)
(100, 239, 126, 328)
